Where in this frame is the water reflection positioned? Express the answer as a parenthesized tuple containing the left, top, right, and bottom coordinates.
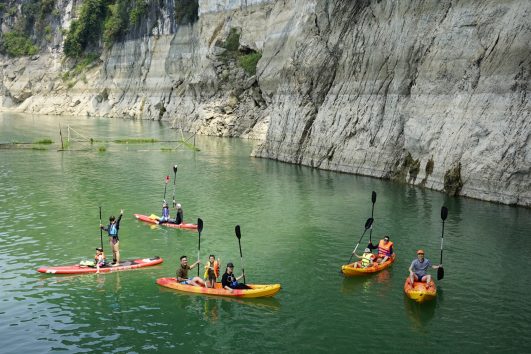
(403, 295, 436, 329)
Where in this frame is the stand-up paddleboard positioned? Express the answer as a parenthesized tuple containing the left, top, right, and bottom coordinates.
(38, 256, 163, 274)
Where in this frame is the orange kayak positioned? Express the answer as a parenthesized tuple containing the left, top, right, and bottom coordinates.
(403, 277, 437, 303)
(341, 253, 396, 276)
(156, 277, 281, 298)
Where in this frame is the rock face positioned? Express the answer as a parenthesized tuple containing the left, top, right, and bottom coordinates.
(0, 0, 529, 206)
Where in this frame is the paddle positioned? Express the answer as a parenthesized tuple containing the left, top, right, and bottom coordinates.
(197, 218, 203, 276)
(235, 225, 246, 284)
(172, 165, 178, 207)
(347, 217, 374, 264)
(369, 191, 377, 243)
(162, 175, 170, 201)
(438, 206, 448, 280)
(99, 206, 103, 250)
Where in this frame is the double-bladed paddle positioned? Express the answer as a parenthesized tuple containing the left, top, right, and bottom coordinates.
(347, 217, 374, 264)
(162, 175, 170, 202)
(235, 225, 246, 284)
(369, 191, 377, 243)
(197, 218, 203, 276)
(172, 165, 178, 207)
(99, 206, 103, 250)
(437, 206, 448, 280)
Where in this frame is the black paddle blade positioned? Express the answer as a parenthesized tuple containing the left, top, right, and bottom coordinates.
(364, 217, 374, 230)
(235, 225, 241, 239)
(437, 266, 444, 280)
(372, 191, 377, 203)
(173, 165, 178, 174)
(441, 206, 448, 220)
(197, 218, 203, 233)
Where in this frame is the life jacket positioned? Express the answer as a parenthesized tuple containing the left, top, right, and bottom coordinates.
(378, 240, 393, 257)
(109, 223, 118, 236)
(203, 260, 220, 279)
(361, 252, 374, 267)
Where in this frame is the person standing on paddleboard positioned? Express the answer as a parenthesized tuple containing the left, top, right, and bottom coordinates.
(101, 209, 124, 266)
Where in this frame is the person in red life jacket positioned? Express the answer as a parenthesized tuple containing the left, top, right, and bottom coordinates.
(100, 209, 123, 266)
(176, 256, 205, 287)
(203, 254, 220, 288)
(408, 249, 442, 287)
(221, 262, 250, 292)
(351, 248, 376, 268)
(367, 235, 393, 263)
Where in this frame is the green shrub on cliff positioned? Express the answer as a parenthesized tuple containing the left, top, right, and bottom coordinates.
(239, 52, 261, 75)
(2, 31, 38, 57)
(64, 0, 108, 57)
(103, 2, 128, 46)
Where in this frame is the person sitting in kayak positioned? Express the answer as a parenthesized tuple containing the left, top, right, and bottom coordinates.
(351, 248, 376, 268)
(221, 262, 250, 292)
(408, 250, 442, 287)
(157, 201, 170, 224)
(174, 203, 184, 225)
(367, 235, 393, 263)
(176, 256, 206, 287)
(95, 247, 106, 273)
(100, 209, 123, 266)
(203, 255, 220, 288)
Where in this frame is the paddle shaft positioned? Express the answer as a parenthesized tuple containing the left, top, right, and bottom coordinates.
(438, 206, 448, 280)
(163, 176, 169, 201)
(440, 221, 445, 264)
(99, 206, 103, 250)
(172, 165, 177, 207)
(197, 218, 203, 277)
(347, 218, 374, 264)
(369, 191, 377, 243)
(238, 239, 246, 284)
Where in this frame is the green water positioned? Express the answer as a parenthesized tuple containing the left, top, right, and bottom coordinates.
(1, 113, 530, 353)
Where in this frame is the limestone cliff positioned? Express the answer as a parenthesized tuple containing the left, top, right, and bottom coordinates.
(0, 0, 529, 206)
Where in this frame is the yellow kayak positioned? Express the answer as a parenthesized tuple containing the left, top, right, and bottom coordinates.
(341, 254, 396, 276)
(156, 277, 281, 298)
(403, 277, 437, 303)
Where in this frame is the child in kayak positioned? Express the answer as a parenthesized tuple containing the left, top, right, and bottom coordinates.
(203, 255, 220, 288)
(95, 247, 106, 273)
(221, 262, 250, 291)
(351, 248, 376, 268)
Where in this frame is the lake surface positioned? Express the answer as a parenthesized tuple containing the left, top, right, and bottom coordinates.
(1, 112, 530, 353)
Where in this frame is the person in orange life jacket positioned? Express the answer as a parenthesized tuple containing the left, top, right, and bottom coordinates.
(174, 203, 184, 225)
(221, 263, 250, 291)
(158, 201, 170, 224)
(352, 248, 376, 268)
(408, 250, 442, 287)
(367, 235, 393, 263)
(176, 256, 206, 287)
(100, 209, 123, 266)
(94, 247, 106, 273)
(204, 254, 220, 288)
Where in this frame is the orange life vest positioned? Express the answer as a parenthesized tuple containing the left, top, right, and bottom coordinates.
(378, 240, 393, 257)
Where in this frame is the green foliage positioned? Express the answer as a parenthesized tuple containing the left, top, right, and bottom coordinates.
(223, 28, 240, 53)
(34, 139, 53, 144)
(32, 146, 48, 150)
(2, 32, 38, 57)
(62, 53, 100, 81)
(98, 146, 107, 152)
(64, 0, 108, 58)
(130, 0, 148, 26)
(113, 138, 159, 143)
(103, 2, 129, 46)
(175, 0, 198, 25)
(0, 4, 5, 13)
(239, 52, 261, 75)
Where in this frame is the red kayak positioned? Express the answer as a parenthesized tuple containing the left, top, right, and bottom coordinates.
(134, 214, 198, 230)
(37, 256, 163, 274)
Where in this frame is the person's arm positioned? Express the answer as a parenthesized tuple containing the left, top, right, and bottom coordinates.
(367, 242, 378, 250)
(190, 260, 200, 269)
(100, 224, 108, 232)
(408, 260, 415, 274)
(221, 274, 233, 291)
(389, 245, 393, 254)
(236, 274, 245, 281)
(115, 210, 124, 228)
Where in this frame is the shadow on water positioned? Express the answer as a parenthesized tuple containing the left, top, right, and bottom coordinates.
(403, 293, 437, 328)
(340, 269, 393, 295)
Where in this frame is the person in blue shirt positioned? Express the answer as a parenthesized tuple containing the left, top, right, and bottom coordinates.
(158, 201, 170, 224)
(101, 209, 124, 266)
(408, 249, 442, 286)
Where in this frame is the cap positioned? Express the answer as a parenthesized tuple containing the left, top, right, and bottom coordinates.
(227, 262, 234, 267)
(417, 249, 424, 255)
(96, 247, 103, 252)
(364, 248, 371, 253)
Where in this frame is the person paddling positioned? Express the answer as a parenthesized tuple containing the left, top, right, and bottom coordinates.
(100, 209, 123, 266)
(408, 250, 442, 287)
(367, 235, 393, 263)
(221, 262, 250, 292)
